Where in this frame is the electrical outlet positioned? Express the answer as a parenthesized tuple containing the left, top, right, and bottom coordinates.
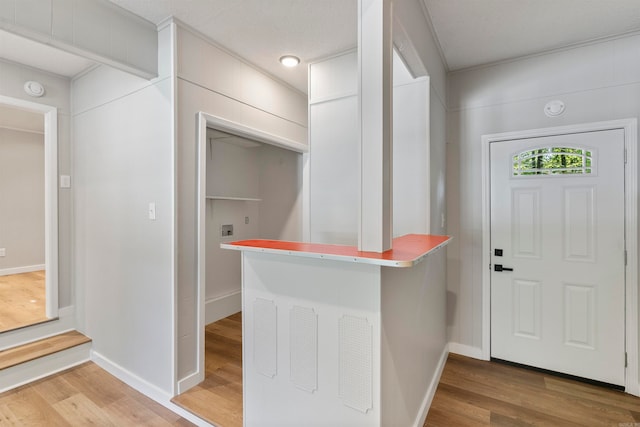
(245, 216, 249, 224)
(221, 224, 233, 237)
(0, 248, 5, 257)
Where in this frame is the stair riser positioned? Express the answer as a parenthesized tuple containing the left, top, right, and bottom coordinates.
(0, 342, 91, 393)
(0, 306, 75, 352)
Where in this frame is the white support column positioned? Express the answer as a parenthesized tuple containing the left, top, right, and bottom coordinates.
(358, 0, 393, 252)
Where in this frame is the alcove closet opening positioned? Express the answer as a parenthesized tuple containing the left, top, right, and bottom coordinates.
(179, 117, 304, 425)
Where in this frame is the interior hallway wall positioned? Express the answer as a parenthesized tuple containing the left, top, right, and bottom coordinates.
(308, 50, 434, 244)
(72, 25, 175, 395)
(0, 128, 44, 271)
(447, 33, 640, 374)
(0, 59, 72, 307)
(175, 22, 308, 384)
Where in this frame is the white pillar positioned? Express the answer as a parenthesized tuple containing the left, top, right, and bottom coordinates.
(358, 0, 393, 252)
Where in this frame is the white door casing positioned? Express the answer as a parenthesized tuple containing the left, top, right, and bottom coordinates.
(490, 130, 625, 386)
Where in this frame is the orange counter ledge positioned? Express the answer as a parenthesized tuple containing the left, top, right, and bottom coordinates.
(221, 233, 451, 267)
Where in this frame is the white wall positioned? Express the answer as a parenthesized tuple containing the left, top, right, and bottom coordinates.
(258, 143, 302, 241)
(0, 128, 44, 271)
(447, 34, 640, 365)
(205, 139, 301, 323)
(0, 59, 72, 307)
(381, 249, 447, 426)
(308, 51, 359, 245)
(393, 56, 430, 237)
(175, 22, 308, 382)
(206, 200, 259, 295)
(72, 24, 174, 395)
(308, 50, 431, 244)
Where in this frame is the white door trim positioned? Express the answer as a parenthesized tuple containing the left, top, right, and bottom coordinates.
(481, 118, 638, 396)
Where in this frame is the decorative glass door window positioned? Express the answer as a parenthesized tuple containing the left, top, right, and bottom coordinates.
(513, 147, 593, 176)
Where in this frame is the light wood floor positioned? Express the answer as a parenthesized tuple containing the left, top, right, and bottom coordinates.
(0, 361, 195, 426)
(0, 270, 48, 333)
(171, 314, 640, 426)
(172, 312, 243, 427)
(425, 353, 640, 426)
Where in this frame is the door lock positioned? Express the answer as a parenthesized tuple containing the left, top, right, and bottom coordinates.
(494, 264, 513, 272)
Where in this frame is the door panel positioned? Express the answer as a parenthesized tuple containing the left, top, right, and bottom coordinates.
(490, 129, 625, 386)
(563, 186, 595, 261)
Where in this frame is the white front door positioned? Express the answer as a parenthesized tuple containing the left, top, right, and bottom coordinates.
(490, 129, 626, 386)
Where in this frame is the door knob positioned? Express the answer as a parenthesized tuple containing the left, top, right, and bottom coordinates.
(494, 264, 513, 272)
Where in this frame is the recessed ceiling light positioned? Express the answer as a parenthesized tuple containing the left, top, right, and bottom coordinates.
(279, 55, 300, 67)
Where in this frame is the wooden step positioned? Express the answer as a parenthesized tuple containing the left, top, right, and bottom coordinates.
(0, 331, 91, 370)
(0, 331, 92, 393)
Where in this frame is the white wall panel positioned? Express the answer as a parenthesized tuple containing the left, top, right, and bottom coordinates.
(73, 76, 174, 394)
(309, 51, 357, 102)
(15, 0, 52, 34)
(206, 200, 259, 300)
(393, 78, 429, 237)
(51, 0, 74, 45)
(71, 24, 174, 394)
(258, 144, 302, 242)
(393, 0, 447, 104)
(309, 95, 359, 245)
(0, 0, 158, 78)
(0, 129, 44, 271)
(207, 140, 260, 199)
(380, 250, 447, 426)
(177, 26, 307, 129)
(309, 51, 433, 244)
(430, 91, 447, 235)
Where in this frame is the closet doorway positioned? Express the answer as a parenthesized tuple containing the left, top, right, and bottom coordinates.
(0, 96, 58, 333)
(175, 113, 304, 425)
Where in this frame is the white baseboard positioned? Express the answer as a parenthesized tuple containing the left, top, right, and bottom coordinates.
(413, 346, 449, 427)
(0, 264, 45, 276)
(91, 351, 212, 426)
(0, 342, 91, 393)
(205, 291, 241, 325)
(448, 342, 486, 360)
(91, 350, 173, 405)
(177, 370, 204, 394)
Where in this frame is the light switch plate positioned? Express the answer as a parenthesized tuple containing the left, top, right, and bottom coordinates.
(60, 175, 71, 188)
(148, 203, 156, 220)
(0, 248, 5, 257)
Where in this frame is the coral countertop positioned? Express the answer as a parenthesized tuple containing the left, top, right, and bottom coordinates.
(221, 233, 451, 267)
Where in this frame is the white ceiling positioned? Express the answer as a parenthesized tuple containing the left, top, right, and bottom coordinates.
(424, 0, 640, 71)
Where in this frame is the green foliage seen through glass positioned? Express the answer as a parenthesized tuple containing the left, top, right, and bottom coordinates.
(513, 147, 592, 176)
